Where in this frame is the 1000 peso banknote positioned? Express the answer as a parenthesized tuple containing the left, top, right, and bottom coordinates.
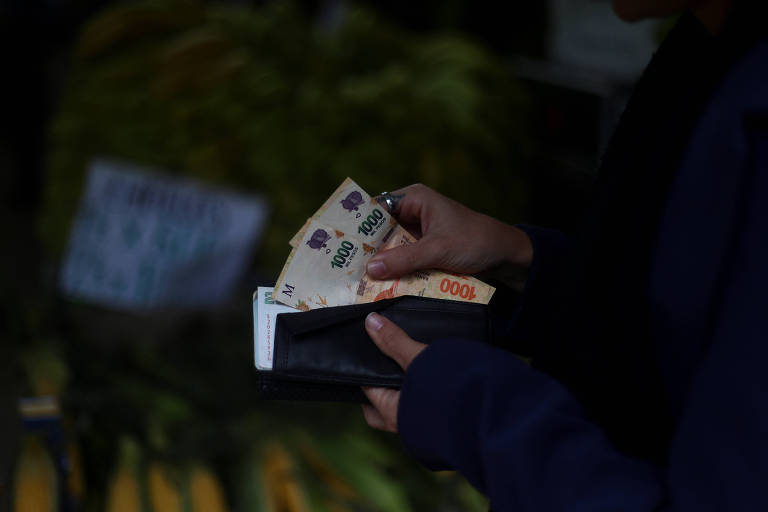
(275, 178, 495, 310)
(354, 226, 495, 304)
(274, 217, 383, 310)
(288, 178, 397, 250)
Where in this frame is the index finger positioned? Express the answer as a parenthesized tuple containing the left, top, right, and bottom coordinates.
(377, 184, 435, 237)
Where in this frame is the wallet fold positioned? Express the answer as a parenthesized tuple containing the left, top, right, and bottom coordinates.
(258, 295, 491, 402)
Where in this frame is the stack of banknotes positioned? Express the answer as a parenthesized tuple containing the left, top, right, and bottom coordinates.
(254, 178, 495, 370)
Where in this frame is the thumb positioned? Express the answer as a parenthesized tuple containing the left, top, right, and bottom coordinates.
(366, 238, 443, 279)
(365, 313, 427, 370)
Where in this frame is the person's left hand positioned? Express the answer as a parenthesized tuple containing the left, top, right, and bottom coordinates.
(361, 312, 428, 433)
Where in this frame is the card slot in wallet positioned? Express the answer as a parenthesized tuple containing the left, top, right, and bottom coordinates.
(258, 295, 491, 402)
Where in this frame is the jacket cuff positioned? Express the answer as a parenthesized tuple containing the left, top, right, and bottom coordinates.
(397, 338, 528, 474)
(514, 224, 569, 302)
(498, 225, 569, 354)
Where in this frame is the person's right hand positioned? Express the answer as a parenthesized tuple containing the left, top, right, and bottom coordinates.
(366, 184, 533, 282)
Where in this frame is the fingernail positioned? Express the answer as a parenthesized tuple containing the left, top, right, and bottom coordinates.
(367, 259, 386, 277)
(366, 312, 384, 331)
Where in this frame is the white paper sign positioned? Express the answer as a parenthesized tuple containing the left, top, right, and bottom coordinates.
(60, 159, 268, 309)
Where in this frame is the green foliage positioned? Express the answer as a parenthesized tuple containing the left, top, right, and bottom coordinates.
(42, 0, 529, 272)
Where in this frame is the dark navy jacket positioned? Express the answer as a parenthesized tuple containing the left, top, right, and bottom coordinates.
(397, 13, 768, 512)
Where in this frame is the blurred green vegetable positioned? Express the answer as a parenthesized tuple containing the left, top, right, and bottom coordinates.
(42, 0, 529, 272)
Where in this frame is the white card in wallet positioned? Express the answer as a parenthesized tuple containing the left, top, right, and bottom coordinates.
(253, 287, 296, 370)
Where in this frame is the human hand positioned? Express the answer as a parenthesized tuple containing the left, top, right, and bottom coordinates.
(368, 184, 532, 281)
(361, 312, 427, 433)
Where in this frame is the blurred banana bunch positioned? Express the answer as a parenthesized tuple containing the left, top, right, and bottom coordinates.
(94, 433, 487, 512)
(102, 437, 229, 512)
(13, 436, 58, 512)
(12, 401, 488, 510)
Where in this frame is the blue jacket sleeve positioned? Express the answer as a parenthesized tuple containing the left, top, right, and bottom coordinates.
(398, 340, 664, 511)
(397, 127, 768, 511)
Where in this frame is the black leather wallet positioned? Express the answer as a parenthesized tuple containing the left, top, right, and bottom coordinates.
(257, 296, 491, 402)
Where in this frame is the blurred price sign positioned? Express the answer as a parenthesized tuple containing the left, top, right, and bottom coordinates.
(60, 159, 268, 309)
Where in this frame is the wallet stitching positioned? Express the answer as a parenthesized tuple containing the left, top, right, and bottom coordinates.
(385, 308, 482, 315)
(271, 369, 401, 388)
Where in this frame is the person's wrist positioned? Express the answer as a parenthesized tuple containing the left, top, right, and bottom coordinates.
(475, 221, 532, 292)
(494, 221, 532, 269)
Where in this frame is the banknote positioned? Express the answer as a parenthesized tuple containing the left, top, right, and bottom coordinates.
(274, 218, 378, 310)
(288, 178, 397, 249)
(253, 287, 296, 370)
(354, 226, 496, 304)
(288, 218, 312, 248)
(274, 218, 495, 310)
